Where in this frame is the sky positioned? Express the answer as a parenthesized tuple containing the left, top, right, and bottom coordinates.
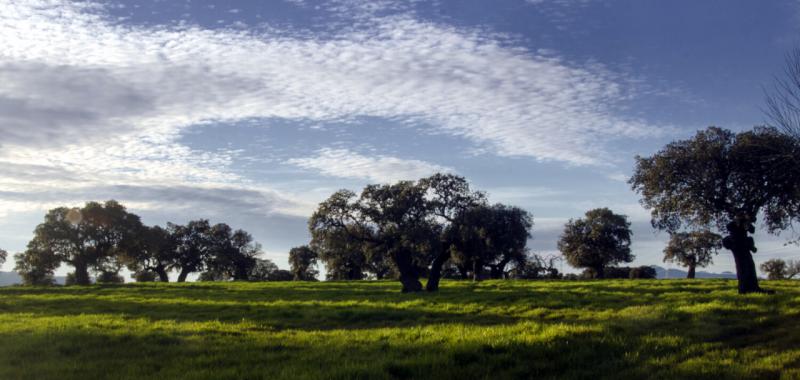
(1, 0, 799, 278)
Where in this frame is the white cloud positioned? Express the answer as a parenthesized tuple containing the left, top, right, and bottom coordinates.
(0, 0, 660, 260)
(287, 148, 451, 183)
(1, 0, 656, 168)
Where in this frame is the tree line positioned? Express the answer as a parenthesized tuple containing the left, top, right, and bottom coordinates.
(6, 50, 800, 293)
(7, 123, 800, 294)
(10, 202, 300, 285)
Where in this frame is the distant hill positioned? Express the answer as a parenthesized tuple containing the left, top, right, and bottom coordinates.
(651, 265, 736, 279)
(0, 272, 65, 286)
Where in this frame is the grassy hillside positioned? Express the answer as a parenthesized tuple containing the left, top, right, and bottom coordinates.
(0, 280, 797, 380)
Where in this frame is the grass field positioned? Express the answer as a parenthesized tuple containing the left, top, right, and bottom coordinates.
(0, 280, 798, 380)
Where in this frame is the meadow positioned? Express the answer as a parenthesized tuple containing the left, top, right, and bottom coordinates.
(0, 280, 797, 380)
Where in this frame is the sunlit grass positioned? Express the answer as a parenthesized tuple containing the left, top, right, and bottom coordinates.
(0, 280, 797, 379)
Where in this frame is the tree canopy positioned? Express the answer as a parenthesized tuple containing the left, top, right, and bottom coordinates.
(631, 126, 800, 293)
(25, 201, 143, 285)
(663, 230, 722, 279)
(309, 173, 527, 292)
(288, 245, 319, 281)
(558, 208, 633, 278)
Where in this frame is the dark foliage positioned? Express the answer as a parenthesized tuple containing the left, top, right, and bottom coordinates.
(631, 126, 800, 293)
(558, 208, 633, 278)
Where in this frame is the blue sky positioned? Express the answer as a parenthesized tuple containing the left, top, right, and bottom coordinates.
(1, 0, 798, 277)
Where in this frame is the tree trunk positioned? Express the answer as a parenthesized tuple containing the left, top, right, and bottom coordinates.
(723, 219, 767, 294)
(687, 263, 696, 279)
(155, 266, 170, 282)
(73, 260, 91, 285)
(177, 269, 190, 283)
(425, 251, 450, 292)
(393, 251, 422, 293)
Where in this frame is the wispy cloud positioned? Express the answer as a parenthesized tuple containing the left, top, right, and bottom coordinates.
(287, 148, 451, 183)
(0, 0, 657, 252)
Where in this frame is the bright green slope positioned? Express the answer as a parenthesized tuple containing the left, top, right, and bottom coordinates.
(0, 280, 797, 379)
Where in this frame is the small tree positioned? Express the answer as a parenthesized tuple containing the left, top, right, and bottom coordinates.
(288, 245, 319, 281)
(0, 249, 6, 266)
(248, 258, 279, 281)
(760, 259, 788, 280)
(14, 247, 59, 286)
(631, 127, 800, 293)
(558, 208, 633, 278)
(663, 230, 722, 279)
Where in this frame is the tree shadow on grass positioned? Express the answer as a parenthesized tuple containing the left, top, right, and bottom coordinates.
(0, 320, 632, 380)
(0, 294, 522, 330)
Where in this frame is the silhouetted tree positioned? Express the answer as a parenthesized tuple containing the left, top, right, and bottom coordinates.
(417, 174, 487, 291)
(507, 253, 561, 279)
(169, 220, 213, 282)
(14, 246, 59, 286)
(288, 245, 319, 281)
(248, 258, 279, 281)
(630, 127, 800, 293)
(203, 224, 261, 281)
(123, 225, 175, 282)
(558, 208, 633, 278)
(0, 249, 6, 266)
(663, 230, 722, 279)
(760, 259, 787, 280)
(448, 204, 532, 280)
(310, 183, 436, 292)
(24, 201, 143, 285)
(310, 174, 492, 292)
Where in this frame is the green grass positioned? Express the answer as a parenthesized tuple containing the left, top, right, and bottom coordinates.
(0, 280, 798, 380)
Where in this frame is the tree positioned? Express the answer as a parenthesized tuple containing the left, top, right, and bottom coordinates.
(169, 220, 213, 282)
(507, 253, 561, 279)
(630, 127, 800, 293)
(248, 258, 279, 281)
(663, 230, 722, 279)
(765, 48, 800, 139)
(558, 208, 633, 278)
(14, 247, 59, 286)
(288, 245, 319, 281)
(0, 249, 6, 266)
(760, 259, 787, 280)
(447, 204, 532, 281)
(203, 224, 261, 281)
(122, 225, 176, 282)
(309, 174, 489, 292)
(310, 183, 436, 292)
(25, 201, 143, 285)
(417, 173, 487, 291)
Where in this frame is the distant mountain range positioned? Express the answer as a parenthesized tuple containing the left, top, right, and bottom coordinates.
(651, 266, 737, 279)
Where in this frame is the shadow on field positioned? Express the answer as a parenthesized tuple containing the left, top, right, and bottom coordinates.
(0, 318, 643, 380)
(0, 280, 797, 379)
